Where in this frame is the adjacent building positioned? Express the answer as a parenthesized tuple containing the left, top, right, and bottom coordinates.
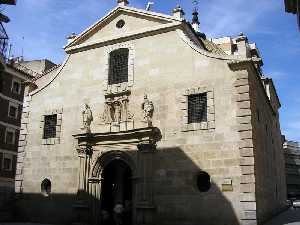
(284, 140, 300, 198)
(15, 1, 286, 225)
(284, 0, 300, 30)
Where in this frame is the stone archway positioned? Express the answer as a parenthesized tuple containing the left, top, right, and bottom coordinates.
(101, 159, 132, 225)
(89, 151, 136, 225)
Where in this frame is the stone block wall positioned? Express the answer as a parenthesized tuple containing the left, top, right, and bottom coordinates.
(248, 66, 286, 224)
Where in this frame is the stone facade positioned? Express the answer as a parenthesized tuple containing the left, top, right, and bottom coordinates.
(284, 141, 300, 198)
(15, 2, 286, 225)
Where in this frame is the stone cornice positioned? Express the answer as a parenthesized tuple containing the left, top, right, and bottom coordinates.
(73, 127, 162, 146)
(227, 58, 263, 71)
(65, 22, 181, 54)
(64, 5, 182, 50)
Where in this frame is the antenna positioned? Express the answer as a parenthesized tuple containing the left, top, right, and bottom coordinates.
(7, 43, 12, 60)
(21, 36, 24, 61)
(146, 2, 154, 11)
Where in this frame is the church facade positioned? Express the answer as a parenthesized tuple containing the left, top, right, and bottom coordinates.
(15, 1, 286, 225)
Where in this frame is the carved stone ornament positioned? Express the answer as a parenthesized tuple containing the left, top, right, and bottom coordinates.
(141, 94, 154, 126)
(100, 95, 134, 124)
(81, 103, 93, 133)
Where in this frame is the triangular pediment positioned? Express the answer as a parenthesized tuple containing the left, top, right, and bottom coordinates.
(65, 6, 181, 50)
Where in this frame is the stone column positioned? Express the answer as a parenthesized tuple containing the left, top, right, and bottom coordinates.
(135, 143, 156, 225)
(76, 143, 93, 193)
(88, 178, 102, 225)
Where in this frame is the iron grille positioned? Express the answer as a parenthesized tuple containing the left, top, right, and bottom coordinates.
(108, 48, 129, 85)
(43, 115, 57, 139)
(188, 93, 207, 123)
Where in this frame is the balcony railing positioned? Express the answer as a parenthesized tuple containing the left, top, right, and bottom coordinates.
(0, 22, 8, 60)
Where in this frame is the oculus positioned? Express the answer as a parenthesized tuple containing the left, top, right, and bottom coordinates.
(116, 19, 125, 28)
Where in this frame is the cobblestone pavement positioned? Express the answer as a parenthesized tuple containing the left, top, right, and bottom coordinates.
(264, 208, 300, 225)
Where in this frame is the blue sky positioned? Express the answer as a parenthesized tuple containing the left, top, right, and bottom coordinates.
(3, 0, 300, 142)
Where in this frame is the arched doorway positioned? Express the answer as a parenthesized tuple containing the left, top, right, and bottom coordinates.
(100, 159, 132, 225)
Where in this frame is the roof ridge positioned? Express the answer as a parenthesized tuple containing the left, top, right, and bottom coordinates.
(32, 64, 61, 82)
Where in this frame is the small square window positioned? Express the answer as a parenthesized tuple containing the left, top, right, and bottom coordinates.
(188, 93, 207, 123)
(5, 130, 15, 144)
(8, 105, 18, 118)
(43, 114, 57, 139)
(12, 80, 21, 94)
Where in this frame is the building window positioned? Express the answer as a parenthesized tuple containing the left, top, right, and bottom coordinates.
(108, 48, 129, 85)
(5, 128, 15, 144)
(188, 93, 207, 124)
(2, 154, 13, 171)
(11, 79, 21, 94)
(41, 179, 51, 197)
(8, 102, 18, 119)
(196, 171, 211, 192)
(43, 114, 57, 139)
(0, 79, 3, 93)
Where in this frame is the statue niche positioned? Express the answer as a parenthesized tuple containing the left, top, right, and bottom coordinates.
(101, 94, 133, 124)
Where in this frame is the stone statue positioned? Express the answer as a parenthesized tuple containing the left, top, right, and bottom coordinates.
(121, 96, 129, 122)
(141, 94, 154, 126)
(101, 98, 114, 124)
(82, 103, 93, 133)
(100, 95, 134, 125)
(113, 100, 122, 123)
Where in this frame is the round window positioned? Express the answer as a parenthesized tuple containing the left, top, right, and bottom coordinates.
(116, 20, 125, 28)
(196, 171, 211, 192)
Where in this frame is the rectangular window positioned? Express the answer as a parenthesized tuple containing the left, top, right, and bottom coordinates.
(0, 79, 3, 93)
(5, 129, 15, 144)
(43, 114, 57, 139)
(8, 104, 18, 119)
(3, 154, 13, 171)
(188, 93, 207, 123)
(12, 80, 21, 94)
(108, 48, 129, 85)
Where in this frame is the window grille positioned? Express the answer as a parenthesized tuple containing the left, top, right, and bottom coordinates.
(188, 93, 207, 123)
(43, 115, 57, 139)
(108, 48, 129, 85)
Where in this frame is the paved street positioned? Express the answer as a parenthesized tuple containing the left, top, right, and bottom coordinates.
(265, 208, 300, 225)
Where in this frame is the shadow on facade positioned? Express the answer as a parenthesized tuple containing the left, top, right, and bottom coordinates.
(10, 145, 240, 225)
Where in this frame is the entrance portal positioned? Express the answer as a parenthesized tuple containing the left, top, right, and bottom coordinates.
(101, 159, 132, 225)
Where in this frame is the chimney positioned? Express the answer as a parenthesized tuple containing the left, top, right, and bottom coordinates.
(172, 5, 185, 20)
(191, 9, 200, 32)
(235, 32, 251, 58)
(118, 0, 129, 7)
